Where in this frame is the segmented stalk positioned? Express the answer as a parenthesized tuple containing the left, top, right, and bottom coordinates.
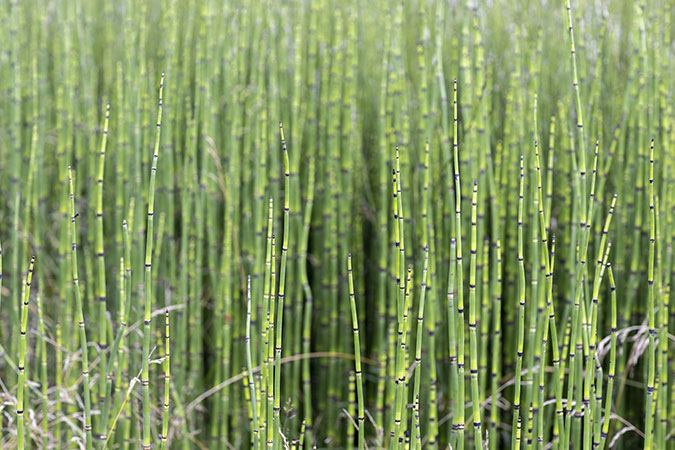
(142, 71, 164, 450)
(597, 263, 616, 450)
(273, 122, 291, 450)
(468, 181, 483, 448)
(246, 275, 260, 449)
(68, 167, 93, 450)
(266, 235, 277, 449)
(452, 79, 466, 450)
(512, 155, 526, 450)
(16, 255, 35, 450)
(412, 247, 429, 450)
(489, 240, 503, 450)
(347, 254, 365, 450)
(447, 238, 459, 449)
(644, 138, 656, 450)
(262, 196, 274, 444)
(96, 101, 110, 446)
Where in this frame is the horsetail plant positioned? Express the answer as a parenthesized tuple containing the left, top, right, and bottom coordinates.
(468, 181, 483, 449)
(95, 100, 110, 446)
(266, 234, 277, 449)
(160, 288, 171, 449)
(16, 255, 35, 450)
(644, 138, 656, 450)
(68, 167, 94, 450)
(347, 254, 365, 450)
(489, 239, 503, 450)
(273, 122, 291, 450)
(391, 143, 414, 450)
(512, 154, 526, 450)
(141, 71, 164, 450)
(262, 196, 274, 446)
(447, 237, 459, 449)
(300, 157, 315, 442)
(411, 246, 428, 450)
(452, 78, 466, 450)
(246, 275, 260, 450)
(0, 1, 672, 448)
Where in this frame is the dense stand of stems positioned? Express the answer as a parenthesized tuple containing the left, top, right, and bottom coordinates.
(0, 2, 671, 449)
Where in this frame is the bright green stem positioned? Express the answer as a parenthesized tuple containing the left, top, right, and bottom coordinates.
(17, 256, 35, 450)
(96, 101, 110, 446)
(68, 167, 94, 450)
(142, 71, 164, 450)
(347, 254, 366, 450)
(246, 275, 260, 449)
(468, 181, 483, 448)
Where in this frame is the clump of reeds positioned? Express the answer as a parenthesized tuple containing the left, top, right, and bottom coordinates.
(0, 0, 671, 449)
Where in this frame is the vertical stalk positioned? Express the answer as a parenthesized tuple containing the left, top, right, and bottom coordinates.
(489, 240, 503, 450)
(159, 281, 171, 449)
(273, 122, 291, 449)
(468, 181, 483, 448)
(142, 71, 164, 450)
(452, 79, 466, 450)
(300, 157, 315, 440)
(262, 197, 274, 446)
(644, 138, 656, 450)
(512, 154, 526, 450)
(347, 254, 365, 450)
(96, 100, 110, 446)
(412, 247, 428, 450)
(447, 238, 459, 449)
(597, 263, 616, 450)
(69, 167, 93, 450)
(266, 235, 277, 449)
(246, 275, 260, 449)
(17, 255, 35, 450)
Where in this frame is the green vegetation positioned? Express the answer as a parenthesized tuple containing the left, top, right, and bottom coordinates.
(0, 0, 673, 449)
